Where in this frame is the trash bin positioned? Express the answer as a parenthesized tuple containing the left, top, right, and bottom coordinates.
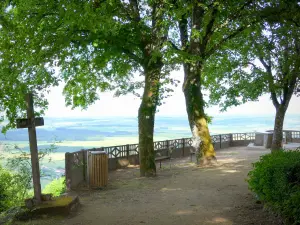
(87, 151, 108, 188)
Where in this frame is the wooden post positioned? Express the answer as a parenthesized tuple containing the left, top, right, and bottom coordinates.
(25, 93, 42, 203)
(219, 135, 222, 149)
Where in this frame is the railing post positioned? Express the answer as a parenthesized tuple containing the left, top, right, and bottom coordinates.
(219, 135, 222, 149)
(65, 152, 71, 191)
(182, 138, 185, 157)
(126, 144, 130, 159)
(229, 134, 233, 146)
(286, 131, 292, 143)
(101, 147, 108, 158)
(81, 150, 86, 181)
(166, 140, 169, 157)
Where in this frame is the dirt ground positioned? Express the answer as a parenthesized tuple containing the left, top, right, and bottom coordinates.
(18, 146, 284, 225)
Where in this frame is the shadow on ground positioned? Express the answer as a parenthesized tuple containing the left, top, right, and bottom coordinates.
(16, 146, 283, 225)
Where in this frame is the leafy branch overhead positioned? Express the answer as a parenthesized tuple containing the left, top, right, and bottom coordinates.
(205, 13, 300, 112)
(0, 0, 180, 119)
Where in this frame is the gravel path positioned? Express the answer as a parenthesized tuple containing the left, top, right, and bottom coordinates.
(17, 146, 283, 225)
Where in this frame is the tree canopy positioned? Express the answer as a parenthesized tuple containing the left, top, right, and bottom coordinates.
(0, 0, 177, 118)
(1, 0, 298, 158)
(0, 0, 182, 176)
(0, 2, 58, 132)
(204, 0, 300, 150)
(161, 0, 259, 163)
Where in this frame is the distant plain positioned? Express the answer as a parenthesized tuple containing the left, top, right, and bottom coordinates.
(1, 114, 299, 188)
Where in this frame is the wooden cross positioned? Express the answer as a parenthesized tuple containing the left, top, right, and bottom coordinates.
(16, 93, 43, 203)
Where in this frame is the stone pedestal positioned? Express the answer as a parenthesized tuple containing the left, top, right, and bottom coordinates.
(254, 133, 264, 146)
(263, 132, 273, 149)
(254, 132, 273, 148)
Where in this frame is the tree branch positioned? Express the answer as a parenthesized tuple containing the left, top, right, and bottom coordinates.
(179, 14, 189, 51)
(152, 2, 157, 28)
(168, 40, 181, 52)
(129, 0, 141, 22)
(247, 62, 261, 71)
(189, 3, 204, 54)
(282, 35, 300, 109)
(205, 20, 256, 58)
(211, 0, 253, 32)
(259, 56, 270, 70)
(258, 56, 280, 108)
(121, 47, 142, 64)
(281, 41, 290, 105)
(201, 6, 218, 53)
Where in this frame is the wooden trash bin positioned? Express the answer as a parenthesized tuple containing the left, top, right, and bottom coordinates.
(87, 151, 108, 188)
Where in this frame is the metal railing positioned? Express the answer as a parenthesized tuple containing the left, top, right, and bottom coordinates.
(86, 132, 256, 159)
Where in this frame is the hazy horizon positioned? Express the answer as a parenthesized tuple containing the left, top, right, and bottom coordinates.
(44, 68, 300, 118)
(1, 114, 299, 143)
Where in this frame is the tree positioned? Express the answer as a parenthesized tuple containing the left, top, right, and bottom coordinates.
(168, 0, 257, 164)
(1, 0, 175, 176)
(204, 1, 300, 151)
(0, 3, 57, 133)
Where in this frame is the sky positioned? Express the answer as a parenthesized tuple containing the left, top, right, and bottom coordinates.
(45, 69, 300, 118)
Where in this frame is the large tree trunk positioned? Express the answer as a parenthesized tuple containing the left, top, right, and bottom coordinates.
(138, 61, 162, 177)
(271, 106, 286, 152)
(183, 64, 216, 165)
(178, 2, 216, 165)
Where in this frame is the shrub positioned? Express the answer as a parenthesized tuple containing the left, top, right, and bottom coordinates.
(0, 165, 32, 213)
(0, 166, 12, 212)
(248, 150, 300, 224)
(43, 177, 66, 197)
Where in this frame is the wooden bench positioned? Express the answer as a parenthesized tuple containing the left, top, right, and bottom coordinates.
(155, 147, 174, 168)
(155, 155, 171, 168)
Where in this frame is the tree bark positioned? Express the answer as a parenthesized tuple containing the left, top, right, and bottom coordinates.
(183, 63, 216, 165)
(177, 3, 216, 165)
(138, 60, 162, 177)
(271, 106, 286, 152)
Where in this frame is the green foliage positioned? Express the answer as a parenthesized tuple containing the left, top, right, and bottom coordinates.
(0, 165, 31, 213)
(0, 141, 58, 212)
(0, 0, 177, 111)
(5, 142, 57, 192)
(248, 150, 300, 224)
(204, 1, 300, 111)
(42, 177, 66, 197)
(0, 166, 12, 212)
(1, 0, 181, 177)
(0, 0, 59, 132)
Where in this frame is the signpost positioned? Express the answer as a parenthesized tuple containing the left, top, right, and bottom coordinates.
(16, 93, 43, 203)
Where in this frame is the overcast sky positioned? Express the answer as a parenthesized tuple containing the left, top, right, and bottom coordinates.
(45, 69, 300, 118)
